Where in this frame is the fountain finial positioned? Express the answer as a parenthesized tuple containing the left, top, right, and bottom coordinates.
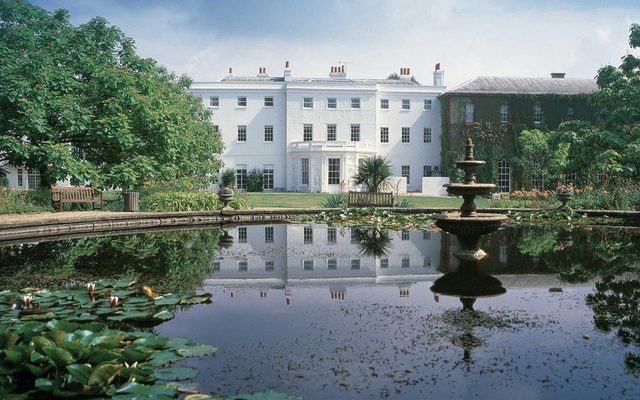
(465, 136, 475, 161)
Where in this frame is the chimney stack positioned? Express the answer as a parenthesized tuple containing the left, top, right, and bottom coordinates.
(257, 66, 268, 77)
(433, 63, 444, 86)
(551, 72, 566, 79)
(228, 67, 233, 76)
(284, 60, 292, 81)
(400, 67, 411, 80)
(329, 64, 346, 79)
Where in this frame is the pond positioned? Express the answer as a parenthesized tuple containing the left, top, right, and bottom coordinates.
(2, 223, 640, 399)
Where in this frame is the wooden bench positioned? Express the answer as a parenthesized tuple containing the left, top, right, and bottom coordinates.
(51, 186, 103, 211)
(348, 191, 394, 207)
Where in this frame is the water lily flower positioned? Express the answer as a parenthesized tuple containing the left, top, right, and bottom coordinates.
(87, 282, 96, 294)
(109, 296, 119, 307)
(23, 295, 33, 309)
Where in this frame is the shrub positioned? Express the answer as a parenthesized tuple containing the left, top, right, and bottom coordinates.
(321, 194, 347, 208)
(140, 191, 221, 212)
(246, 168, 264, 192)
(394, 198, 414, 208)
(219, 168, 236, 188)
(0, 189, 53, 214)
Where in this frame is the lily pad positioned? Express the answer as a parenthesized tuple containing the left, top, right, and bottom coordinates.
(153, 366, 198, 381)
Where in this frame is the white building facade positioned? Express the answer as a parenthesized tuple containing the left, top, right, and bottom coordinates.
(190, 63, 446, 193)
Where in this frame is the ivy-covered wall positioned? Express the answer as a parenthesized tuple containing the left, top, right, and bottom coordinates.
(441, 93, 597, 190)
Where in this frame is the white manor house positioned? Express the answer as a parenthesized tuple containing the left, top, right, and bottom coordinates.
(190, 62, 448, 194)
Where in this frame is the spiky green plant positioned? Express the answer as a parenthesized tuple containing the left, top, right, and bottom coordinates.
(352, 156, 393, 192)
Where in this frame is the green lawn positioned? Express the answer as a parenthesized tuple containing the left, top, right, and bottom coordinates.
(243, 192, 489, 209)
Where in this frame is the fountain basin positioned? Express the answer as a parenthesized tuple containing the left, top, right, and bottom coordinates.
(444, 183, 495, 197)
(432, 212, 507, 238)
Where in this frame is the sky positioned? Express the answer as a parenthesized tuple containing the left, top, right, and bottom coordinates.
(31, 0, 640, 88)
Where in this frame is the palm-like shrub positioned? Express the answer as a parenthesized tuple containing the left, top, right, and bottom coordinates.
(352, 156, 392, 192)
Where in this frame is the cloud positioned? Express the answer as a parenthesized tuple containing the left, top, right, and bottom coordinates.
(32, 0, 640, 86)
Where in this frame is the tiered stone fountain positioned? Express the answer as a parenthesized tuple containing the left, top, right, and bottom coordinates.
(430, 136, 507, 310)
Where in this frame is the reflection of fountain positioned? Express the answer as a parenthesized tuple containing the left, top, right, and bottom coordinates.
(218, 226, 235, 249)
(431, 136, 507, 309)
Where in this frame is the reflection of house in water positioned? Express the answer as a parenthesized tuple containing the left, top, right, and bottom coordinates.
(208, 224, 442, 302)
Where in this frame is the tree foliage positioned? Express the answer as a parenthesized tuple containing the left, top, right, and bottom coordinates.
(513, 129, 568, 189)
(552, 23, 640, 184)
(352, 155, 392, 192)
(0, 1, 223, 189)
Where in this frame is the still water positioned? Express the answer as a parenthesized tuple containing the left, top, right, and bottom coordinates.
(2, 223, 640, 399)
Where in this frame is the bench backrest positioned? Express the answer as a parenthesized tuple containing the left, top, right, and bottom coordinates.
(348, 191, 394, 207)
(51, 186, 97, 201)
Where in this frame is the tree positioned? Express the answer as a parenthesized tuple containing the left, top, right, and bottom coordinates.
(552, 23, 640, 184)
(513, 129, 567, 190)
(352, 155, 392, 192)
(0, 1, 223, 190)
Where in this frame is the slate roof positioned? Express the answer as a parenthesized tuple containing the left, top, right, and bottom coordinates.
(219, 76, 421, 86)
(446, 76, 598, 95)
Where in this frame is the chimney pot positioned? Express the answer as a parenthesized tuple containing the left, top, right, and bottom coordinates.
(228, 67, 233, 74)
(341, 65, 345, 73)
(551, 72, 566, 79)
(435, 63, 441, 71)
(285, 61, 290, 68)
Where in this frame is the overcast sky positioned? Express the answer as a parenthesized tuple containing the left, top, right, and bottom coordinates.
(31, 0, 640, 88)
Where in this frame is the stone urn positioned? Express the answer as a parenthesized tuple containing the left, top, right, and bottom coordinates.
(556, 190, 574, 211)
(218, 188, 234, 210)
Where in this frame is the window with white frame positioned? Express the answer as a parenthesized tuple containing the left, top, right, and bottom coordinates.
(423, 256, 431, 268)
(465, 102, 474, 123)
(327, 227, 337, 244)
(598, 172, 607, 184)
(567, 107, 575, 119)
(237, 96, 247, 107)
(423, 127, 432, 143)
(401, 127, 410, 143)
(497, 159, 510, 192)
(264, 96, 274, 107)
(238, 227, 247, 243)
(423, 165, 433, 177)
(238, 260, 248, 271)
(351, 229, 359, 244)
(265, 260, 274, 272)
(401, 257, 410, 268)
(423, 230, 431, 240)
(28, 169, 41, 189)
(236, 166, 247, 190)
(328, 158, 340, 184)
(402, 165, 410, 185)
(264, 125, 273, 142)
(17, 168, 23, 187)
(237, 125, 247, 142)
(303, 259, 314, 271)
(533, 103, 543, 124)
(500, 104, 509, 123)
(263, 165, 274, 190)
(304, 226, 313, 244)
(303, 97, 313, 109)
(530, 174, 543, 191)
(327, 97, 337, 109)
(351, 259, 361, 270)
(327, 124, 337, 141)
(301, 158, 309, 185)
(401, 230, 410, 240)
(212, 125, 219, 133)
(303, 124, 313, 141)
(380, 98, 389, 109)
(351, 98, 360, 109)
(380, 258, 389, 269)
(402, 99, 410, 110)
(380, 127, 389, 143)
(264, 226, 274, 243)
(209, 96, 219, 107)
(424, 99, 432, 110)
(564, 171, 577, 186)
(213, 259, 221, 271)
(327, 258, 337, 270)
(350, 124, 360, 142)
